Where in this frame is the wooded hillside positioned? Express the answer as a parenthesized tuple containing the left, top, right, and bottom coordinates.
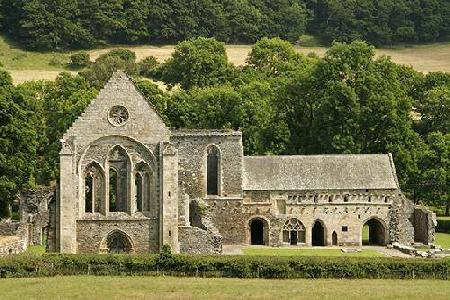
(0, 0, 449, 50)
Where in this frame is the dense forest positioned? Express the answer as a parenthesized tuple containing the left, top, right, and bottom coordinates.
(0, 37, 448, 217)
(0, 0, 449, 50)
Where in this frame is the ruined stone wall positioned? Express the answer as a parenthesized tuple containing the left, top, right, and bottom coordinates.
(414, 208, 436, 245)
(171, 131, 243, 199)
(19, 186, 54, 246)
(180, 199, 222, 254)
(76, 218, 159, 253)
(389, 195, 415, 245)
(0, 237, 26, 256)
(179, 227, 222, 254)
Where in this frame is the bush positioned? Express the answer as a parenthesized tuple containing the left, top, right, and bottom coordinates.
(69, 53, 90, 68)
(437, 219, 450, 233)
(138, 56, 159, 78)
(0, 254, 448, 279)
(98, 49, 136, 63)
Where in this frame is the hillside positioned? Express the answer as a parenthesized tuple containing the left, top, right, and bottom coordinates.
(1, 36, 450, 85)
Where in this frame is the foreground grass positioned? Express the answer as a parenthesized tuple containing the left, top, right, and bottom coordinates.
(436, 233, 450, 249)
(242, 247, 384, 257)
(0, 276, 448, 300)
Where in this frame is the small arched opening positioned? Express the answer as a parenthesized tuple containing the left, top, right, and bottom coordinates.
(282, 218, 306, 245)
(249, 218, 268, 245)
(312, 220, 326, 246)
(332, 231, 338, 246)
(362, 218, 386, 246)
(104, 230, 133, 254)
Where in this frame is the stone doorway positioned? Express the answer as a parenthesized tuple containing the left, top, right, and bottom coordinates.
(250, 219, 264, 245)
(362, 218, 386, 246)
(312, 220, 326, 246)
(290, 231, 298, 245)
(332, 231, 338, 246)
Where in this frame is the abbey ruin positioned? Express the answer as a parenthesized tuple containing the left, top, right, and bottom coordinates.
(40, 71, 434, 254)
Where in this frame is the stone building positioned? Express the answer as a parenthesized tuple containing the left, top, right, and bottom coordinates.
(50, 71, 431, 254)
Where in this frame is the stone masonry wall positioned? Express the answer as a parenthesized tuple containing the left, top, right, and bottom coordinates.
(19, 186, 54, 246)
(76, 219, 159, 253)
(414, 208, 436, 245)
(205, 189, 414, 246)
(0, 237, 26, 256)
(171, 131, 243, 199)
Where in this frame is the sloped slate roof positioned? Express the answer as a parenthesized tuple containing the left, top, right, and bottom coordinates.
(243, 154, 399, 191)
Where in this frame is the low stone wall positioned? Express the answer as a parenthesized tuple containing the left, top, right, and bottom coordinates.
(414, 208, 436, 245)
(0, 236, 26, 256)
(179, 226, 222, 254)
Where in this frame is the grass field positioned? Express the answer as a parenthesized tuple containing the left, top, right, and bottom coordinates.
(436, 233, 450, 249)
(0, 276, 449, 300)
(1, 35, 450, 84)
(242, 247, 384, 257)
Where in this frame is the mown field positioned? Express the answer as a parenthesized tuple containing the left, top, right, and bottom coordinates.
(0, 276, 449, 300)
(1, 35, 450, 84)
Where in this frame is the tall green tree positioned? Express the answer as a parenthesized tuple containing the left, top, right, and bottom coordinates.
(159, 37, 235, 90)
(0, 69, 38, 217)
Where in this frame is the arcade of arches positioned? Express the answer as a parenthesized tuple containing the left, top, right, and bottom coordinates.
(248, 217, 388, 247)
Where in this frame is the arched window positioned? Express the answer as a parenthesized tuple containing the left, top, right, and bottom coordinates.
(134, 162, 153, 213)
(135, 173, 143, 212)
(85, 174, 93, 213)
(282, 218, 306, 245)
(84, 162, 105, 214)
(206, 145, 220, 196)
(109, 168, 118, 212)
(105, 230, 133, 254)
(108, 146, 130, 212)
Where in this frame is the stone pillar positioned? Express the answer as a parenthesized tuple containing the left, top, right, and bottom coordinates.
(160, 142, 180, 253)
(58, 138, 77, 253)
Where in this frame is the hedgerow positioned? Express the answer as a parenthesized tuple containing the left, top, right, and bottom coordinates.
(0, 253, 449, 279)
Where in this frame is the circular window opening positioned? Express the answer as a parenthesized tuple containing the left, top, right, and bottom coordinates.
(108, 106, 129, 126)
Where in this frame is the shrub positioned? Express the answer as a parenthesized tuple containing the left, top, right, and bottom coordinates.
(0, 254, 448, 279)
(437, 219, 450, 233)
(69, 53, 90, 68)
(138, 56, 158, 78)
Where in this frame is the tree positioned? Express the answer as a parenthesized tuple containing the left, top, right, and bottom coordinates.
(0, 69, 38, 217)
(80, 49, 138, 89)
(246, 37, 311, 76)
(159, 37, 235, 90)
(418, 132, 450, 214)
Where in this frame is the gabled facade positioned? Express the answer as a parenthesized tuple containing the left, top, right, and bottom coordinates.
(53, 71, 426, 254)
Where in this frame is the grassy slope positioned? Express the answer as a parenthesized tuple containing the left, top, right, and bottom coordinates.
(0, 276, 449, 300)
(2, 35, 450, 84)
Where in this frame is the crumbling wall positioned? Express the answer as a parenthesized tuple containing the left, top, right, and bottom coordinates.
(0, 236, 26, 256)
(389, 194, 415, 245)
(19, 186, 54, 246)
(414, 207, 436, 245)
(179, 199, 222, 254)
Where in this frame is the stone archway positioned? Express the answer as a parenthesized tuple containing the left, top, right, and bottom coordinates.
(100, 230, 134, 254)
(312, 220, 326, 246)
(248, 217, 269, 245)
(362, 218, 386, 246)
